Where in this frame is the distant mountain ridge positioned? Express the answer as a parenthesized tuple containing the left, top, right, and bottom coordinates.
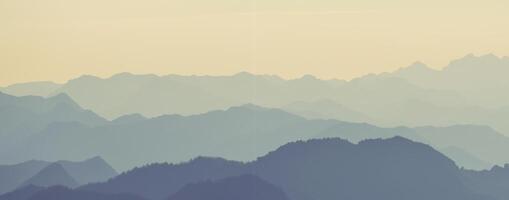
(0, 82, 61, 98)
(3, 103, 509, 171)
(2, 54, 509, 135)
(0, 92, 106, 153)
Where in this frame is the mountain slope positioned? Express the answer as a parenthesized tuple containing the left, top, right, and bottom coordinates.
(282, 99, 372, 123)
(20, 163, 79, 188)
(0, 82, 61, 98)
(167, 174, 290, 200)
(7, 104, 509, 170)
(461, 164, 509, 200)
(440, 146, 491, 170)
(0, 185, 146, 200)
(13, 105, 337, 170)
(0, 157, 116, 195)
(56, 157, 117, 185)
(9, 70, 462, 122)
(81, 157, 245, 200)
(83, 137, 493, 200)
(250, 137, 489, 200)
(0, 92, 107, 159)
(0, 185, 44, 200)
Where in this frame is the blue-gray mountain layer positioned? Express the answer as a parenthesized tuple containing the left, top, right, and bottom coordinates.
(3, 102, 509, 170)
(81, 137, 494, 200)
(167, 174, 289, 200)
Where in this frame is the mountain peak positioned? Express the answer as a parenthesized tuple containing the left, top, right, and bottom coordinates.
(55, 156, 118, 185)
(233, 71, 256, 77)
(112, 113, 147, 124)
(72, 74, 102, 81)
(111, 72, 135, 78)
(394, 61, 435, 74)
(47, 93, 75, 104)
(447, 53, 505, 69)
(299, 74, 318, 80)
(358, 136, 420, 147)
(21, 163, 79, 188)
(236, 103, 268, 111)
(84, 156, 107, 164)
(408, 61, 428, 68)
(168, 174, 290, 200)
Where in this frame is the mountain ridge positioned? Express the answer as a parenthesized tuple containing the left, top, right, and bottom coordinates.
(82, 136, 494, 200)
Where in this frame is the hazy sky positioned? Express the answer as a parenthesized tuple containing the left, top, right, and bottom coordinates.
(1, 0, 508, 86)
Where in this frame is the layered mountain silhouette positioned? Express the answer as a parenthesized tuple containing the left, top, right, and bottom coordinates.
(0, 157, 116, 195)
(1, 54, 509, 200)
(167, 174, 289, 200)
(4, 103, 509, 170)
(0, 185, 146, 200)
(81, 137, 494, 200)
(4, 54, 509, 134)
(5, 104, 336, 169)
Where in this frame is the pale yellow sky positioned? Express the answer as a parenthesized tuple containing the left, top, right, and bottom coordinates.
(1, 0, 508, 86)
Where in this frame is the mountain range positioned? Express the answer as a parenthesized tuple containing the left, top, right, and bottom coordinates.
(2, 54, 509, 200)
(2, 54, 509, 135)
(1, 90, 509, 170)
(1, 136, 506, 200)
(79, 137, 495, 200)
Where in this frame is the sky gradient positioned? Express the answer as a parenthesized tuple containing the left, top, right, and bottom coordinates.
(1, 0, 509, 86)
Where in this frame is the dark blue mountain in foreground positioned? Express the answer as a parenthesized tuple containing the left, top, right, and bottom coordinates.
(0, 185, 146, 200)
(461, 164, 509, 200)
(249, 137, 489, 200)
(0, 185, 44, 200)
(81, 157, 245, 200)
(82, 137, 493, 200)
(167, 174, 289, 200)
